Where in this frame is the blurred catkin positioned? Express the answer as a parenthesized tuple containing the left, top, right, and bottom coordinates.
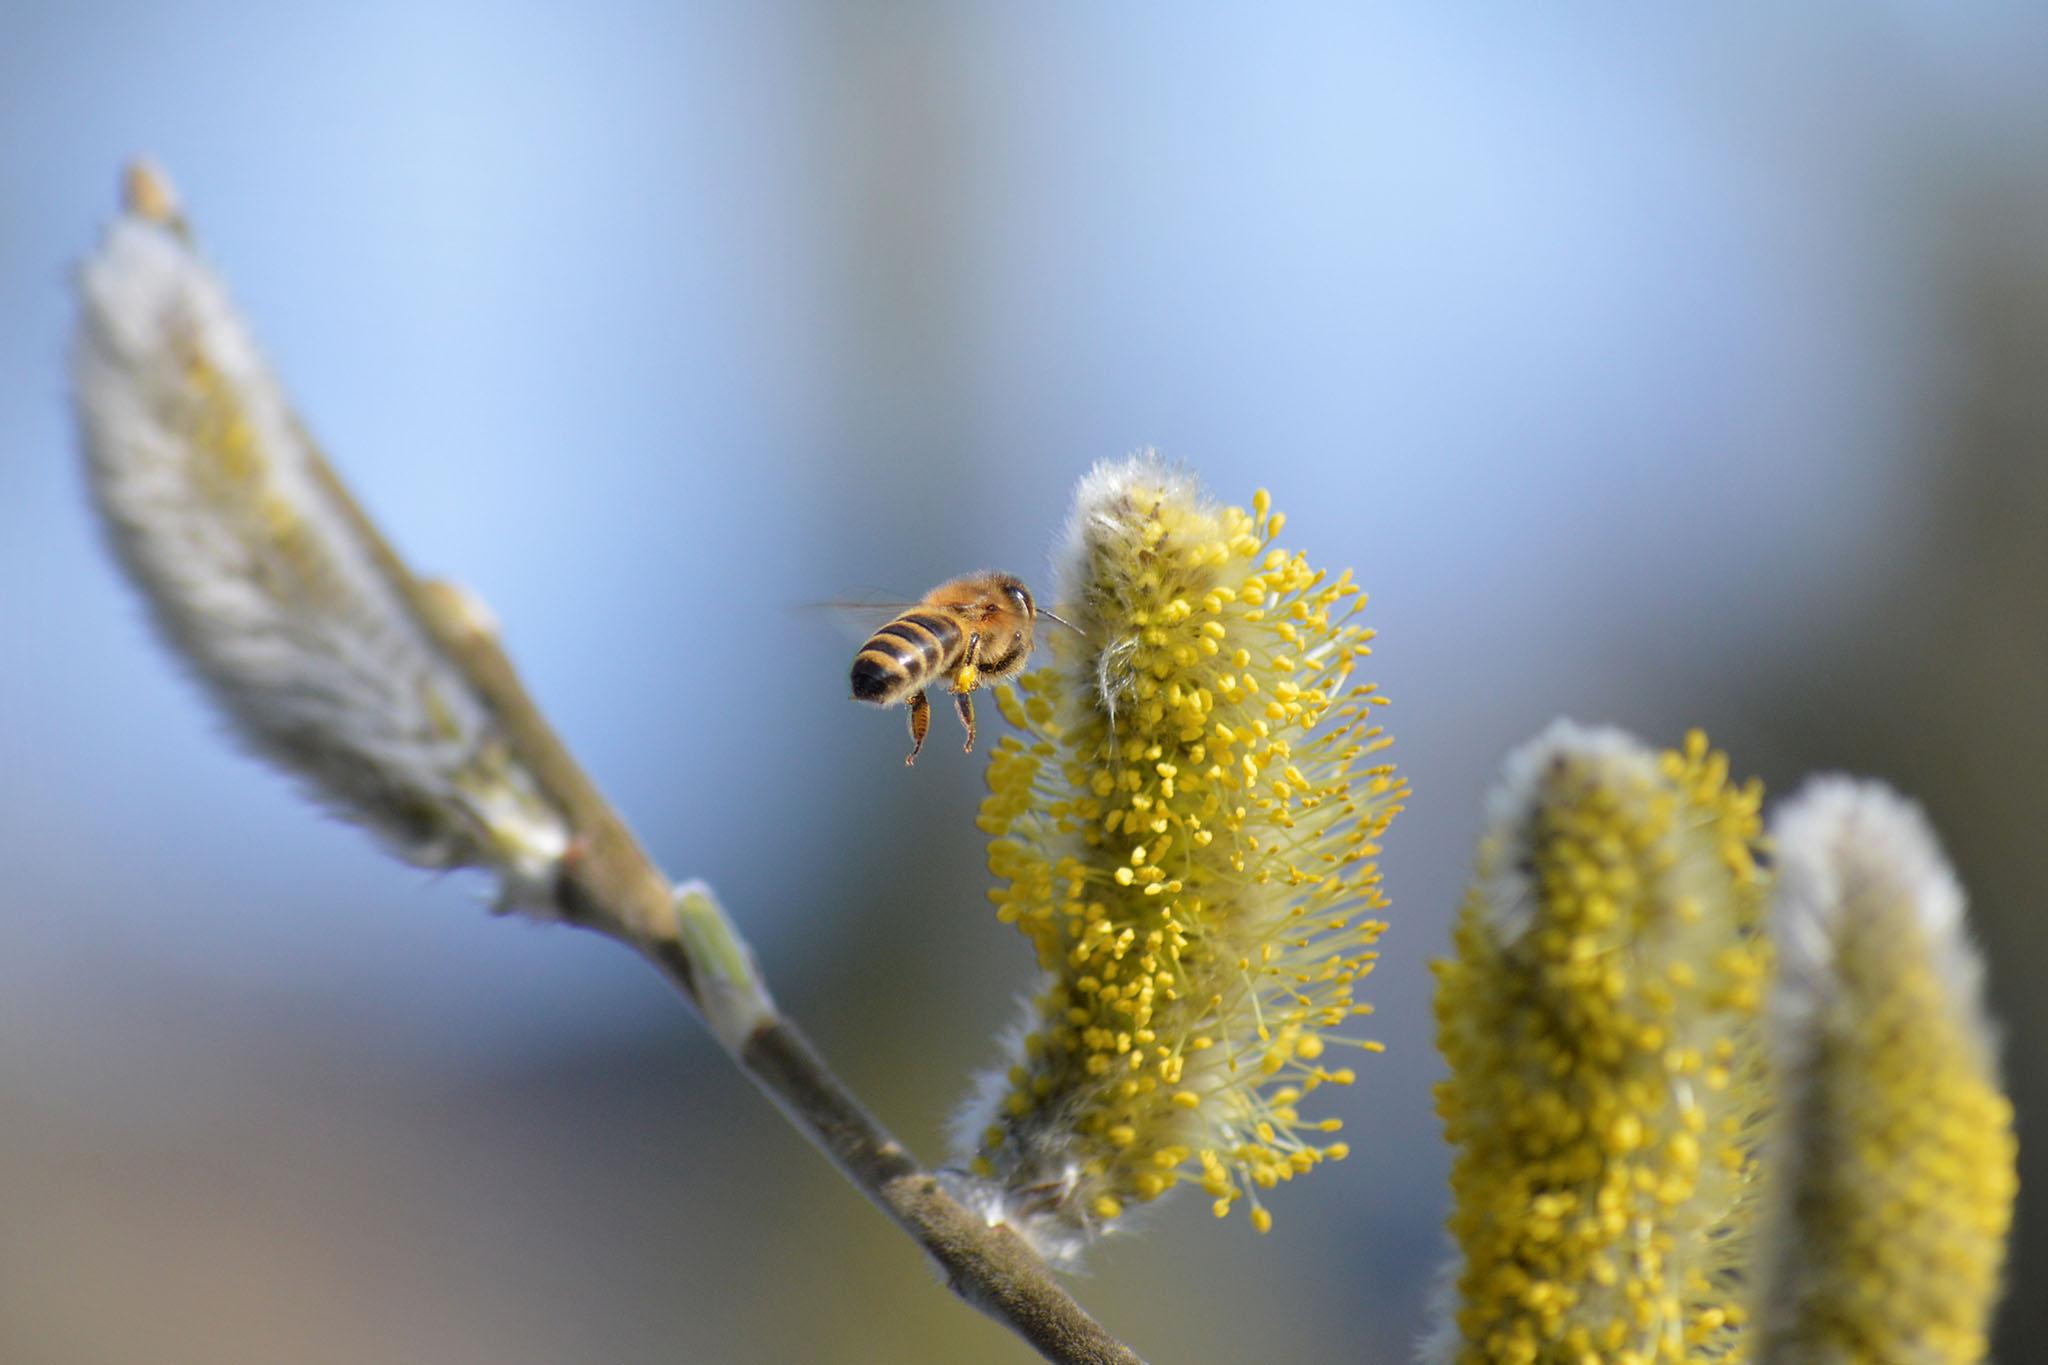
(951, 453, 1404, 1263)
(1426, 724, 1769, 1364)
(72, 163, 569, 908)
(1755, 779, 2017, 1365)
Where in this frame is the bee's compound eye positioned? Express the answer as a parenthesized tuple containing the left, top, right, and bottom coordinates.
(1007, 585, 1033, 613)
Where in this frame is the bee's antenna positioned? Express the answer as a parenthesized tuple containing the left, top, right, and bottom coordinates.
(1039, 608, 1086, 636)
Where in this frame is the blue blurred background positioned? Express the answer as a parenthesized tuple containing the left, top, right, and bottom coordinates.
(4, 4, 2046, 1361)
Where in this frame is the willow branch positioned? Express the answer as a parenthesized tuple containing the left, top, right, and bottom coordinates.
(80, 162, 1139, 1365)
(341, 471, 1137, 1364)
(412, 580, 1142, 1365)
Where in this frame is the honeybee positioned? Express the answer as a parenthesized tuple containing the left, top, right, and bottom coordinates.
(849, 571, 1073, 765)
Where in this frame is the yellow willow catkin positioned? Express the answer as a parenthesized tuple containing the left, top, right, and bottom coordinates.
(946, 453, 1404, 1264)
(1426, 724, 1769, 1365)
(72, 163, 569, 908)
(1756, 779, 2017, 1365)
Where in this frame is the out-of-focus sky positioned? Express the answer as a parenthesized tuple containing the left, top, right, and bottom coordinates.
(4, 4, 2046, 1361)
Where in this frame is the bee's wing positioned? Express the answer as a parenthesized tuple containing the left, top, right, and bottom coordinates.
(796, 595, 922, 644)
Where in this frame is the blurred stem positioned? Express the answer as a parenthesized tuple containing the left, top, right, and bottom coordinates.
(308, 458, 1139, 1364)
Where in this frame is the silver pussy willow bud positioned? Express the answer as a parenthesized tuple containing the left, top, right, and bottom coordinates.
(1756, 779, 2016, 1365)
(72, 162, 571, 910)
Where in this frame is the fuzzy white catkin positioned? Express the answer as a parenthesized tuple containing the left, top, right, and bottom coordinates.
(1756, 778, 2016, 1365)
(72, 164, 570, 909)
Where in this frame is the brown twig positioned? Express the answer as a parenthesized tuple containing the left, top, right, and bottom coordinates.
(312, 440, 1142, 1365)
(96, 160, 1139, 1363)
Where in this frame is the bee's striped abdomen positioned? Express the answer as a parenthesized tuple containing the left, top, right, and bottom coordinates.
(851, 610, 965, 704)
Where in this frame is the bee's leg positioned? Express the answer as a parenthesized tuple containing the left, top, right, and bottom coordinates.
(953, 689, 977, 754)
(905, 690, 932, 766)
(952, 632, 982, 694)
